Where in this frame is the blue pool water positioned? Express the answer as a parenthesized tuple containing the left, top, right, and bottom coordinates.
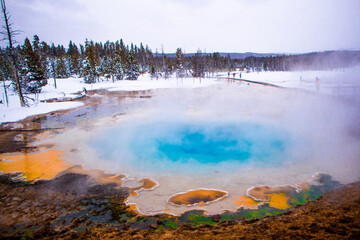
(88, 121, 290, 174)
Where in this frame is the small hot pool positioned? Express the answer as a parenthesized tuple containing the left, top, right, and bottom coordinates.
(88, 121, 291, 175)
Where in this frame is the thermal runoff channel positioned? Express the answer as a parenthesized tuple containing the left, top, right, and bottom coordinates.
(89, 121, 290, 175)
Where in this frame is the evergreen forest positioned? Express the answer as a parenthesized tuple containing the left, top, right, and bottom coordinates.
(1, 35, 360, 95)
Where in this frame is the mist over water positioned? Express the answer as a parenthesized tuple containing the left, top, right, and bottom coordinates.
(89, 121, 291, 175)
(40, 76, 360, 215)
(66, 82, 360, 184)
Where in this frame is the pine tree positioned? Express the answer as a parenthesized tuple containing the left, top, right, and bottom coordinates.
(113, 45, 124, 80)
(67, 41, 80, 75)
(150, 64, 156, 79)
(32, 35, 40, 53)
(82, 40, 98, 83)
(101, 55, 115, 81)
(175, 48, 186, 78)
(31, 35, 50, 79)
(138, 43, 148, 73)
(39, 41, 51, 78)
(164, 56, 173, 79)
(191, 49, 205, 78)
(124, 49, 140, 80)
(20, 38, 47, 93)
(55, 56, 68, 78)
(119, 39, 127, 65)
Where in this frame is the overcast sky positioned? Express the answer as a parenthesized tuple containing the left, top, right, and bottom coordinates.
(4, 0, 360, 53)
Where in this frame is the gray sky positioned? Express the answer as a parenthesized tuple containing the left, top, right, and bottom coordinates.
(4, 0, 360, 53)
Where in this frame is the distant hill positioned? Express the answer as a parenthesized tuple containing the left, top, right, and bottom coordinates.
(165, 52, 279, 59)
(217, 52, 279, 59)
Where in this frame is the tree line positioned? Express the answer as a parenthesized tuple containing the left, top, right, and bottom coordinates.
(0, 35, 242, 93)
(2, 35, 359, 96)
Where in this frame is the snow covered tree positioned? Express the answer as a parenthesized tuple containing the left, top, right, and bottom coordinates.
(191, 49, 205, 78)
(82, 40, 98, 83)
(55, 56, 68, 78)
(149, 64, 156, 79)
(137, 43, 149, 73)
(113, 46, 124, 80)
(67, 40, 80, 75)
(39, 41, 51, 78)
(124, 48, 140, 80)
(20, 38, 47, 93)
(163, 56, 173, 79)
(101, 55, 115, 81)
(225, 54, 235, 72)
(150, 49, 161, 80)
(175, 48, 186, 78)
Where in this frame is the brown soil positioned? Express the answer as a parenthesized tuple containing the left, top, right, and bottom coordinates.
(71, 181, 360, 239)
(0, 173, 131, 239)
(0, 172, 359, 239)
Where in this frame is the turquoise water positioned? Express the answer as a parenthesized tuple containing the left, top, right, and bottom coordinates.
(89, 121, 290, 174)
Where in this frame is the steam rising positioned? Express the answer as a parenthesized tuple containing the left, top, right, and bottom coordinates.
(39, 73, 360, 215)
(52, 81, 360, 184)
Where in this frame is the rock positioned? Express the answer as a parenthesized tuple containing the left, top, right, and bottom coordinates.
(150, 223, 158, 229)
(211, 214, 221, 222)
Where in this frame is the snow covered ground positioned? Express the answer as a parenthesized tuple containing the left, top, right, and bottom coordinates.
(240, 66, 360, 96)
(1, 67, 359, 124)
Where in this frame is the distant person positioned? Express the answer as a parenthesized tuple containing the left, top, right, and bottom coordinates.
(228, 72, 230, 78)
(233, 73, 235, 78)
(239, 73, 242, 78)
(316, 77, 320, 92)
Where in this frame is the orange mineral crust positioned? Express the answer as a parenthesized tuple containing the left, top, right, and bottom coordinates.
(0, 149, 71, 181)
(248, 185, 295, 201)
(232, 195, 260, 209)
(247, 185, 296, 210)
(268, 193, 291, 209)
(169, 189, 228, 206)
(130, 178, 158, 196)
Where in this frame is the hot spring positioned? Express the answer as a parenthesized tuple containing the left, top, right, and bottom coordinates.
(36, 84, 360, 215)
(88, 121, 291, 175)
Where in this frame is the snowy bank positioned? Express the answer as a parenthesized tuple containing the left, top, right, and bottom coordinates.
(0, 101, 84, 124)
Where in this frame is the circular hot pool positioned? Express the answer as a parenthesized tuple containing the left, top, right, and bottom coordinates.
(88, 121, 291, 175)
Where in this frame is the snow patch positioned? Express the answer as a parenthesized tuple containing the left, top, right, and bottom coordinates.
(0, 101, 83, 124)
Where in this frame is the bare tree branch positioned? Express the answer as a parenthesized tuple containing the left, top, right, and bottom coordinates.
(1, 0, 25, 106)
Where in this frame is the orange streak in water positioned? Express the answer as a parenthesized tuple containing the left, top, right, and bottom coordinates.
(0, 149, 71, 181)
